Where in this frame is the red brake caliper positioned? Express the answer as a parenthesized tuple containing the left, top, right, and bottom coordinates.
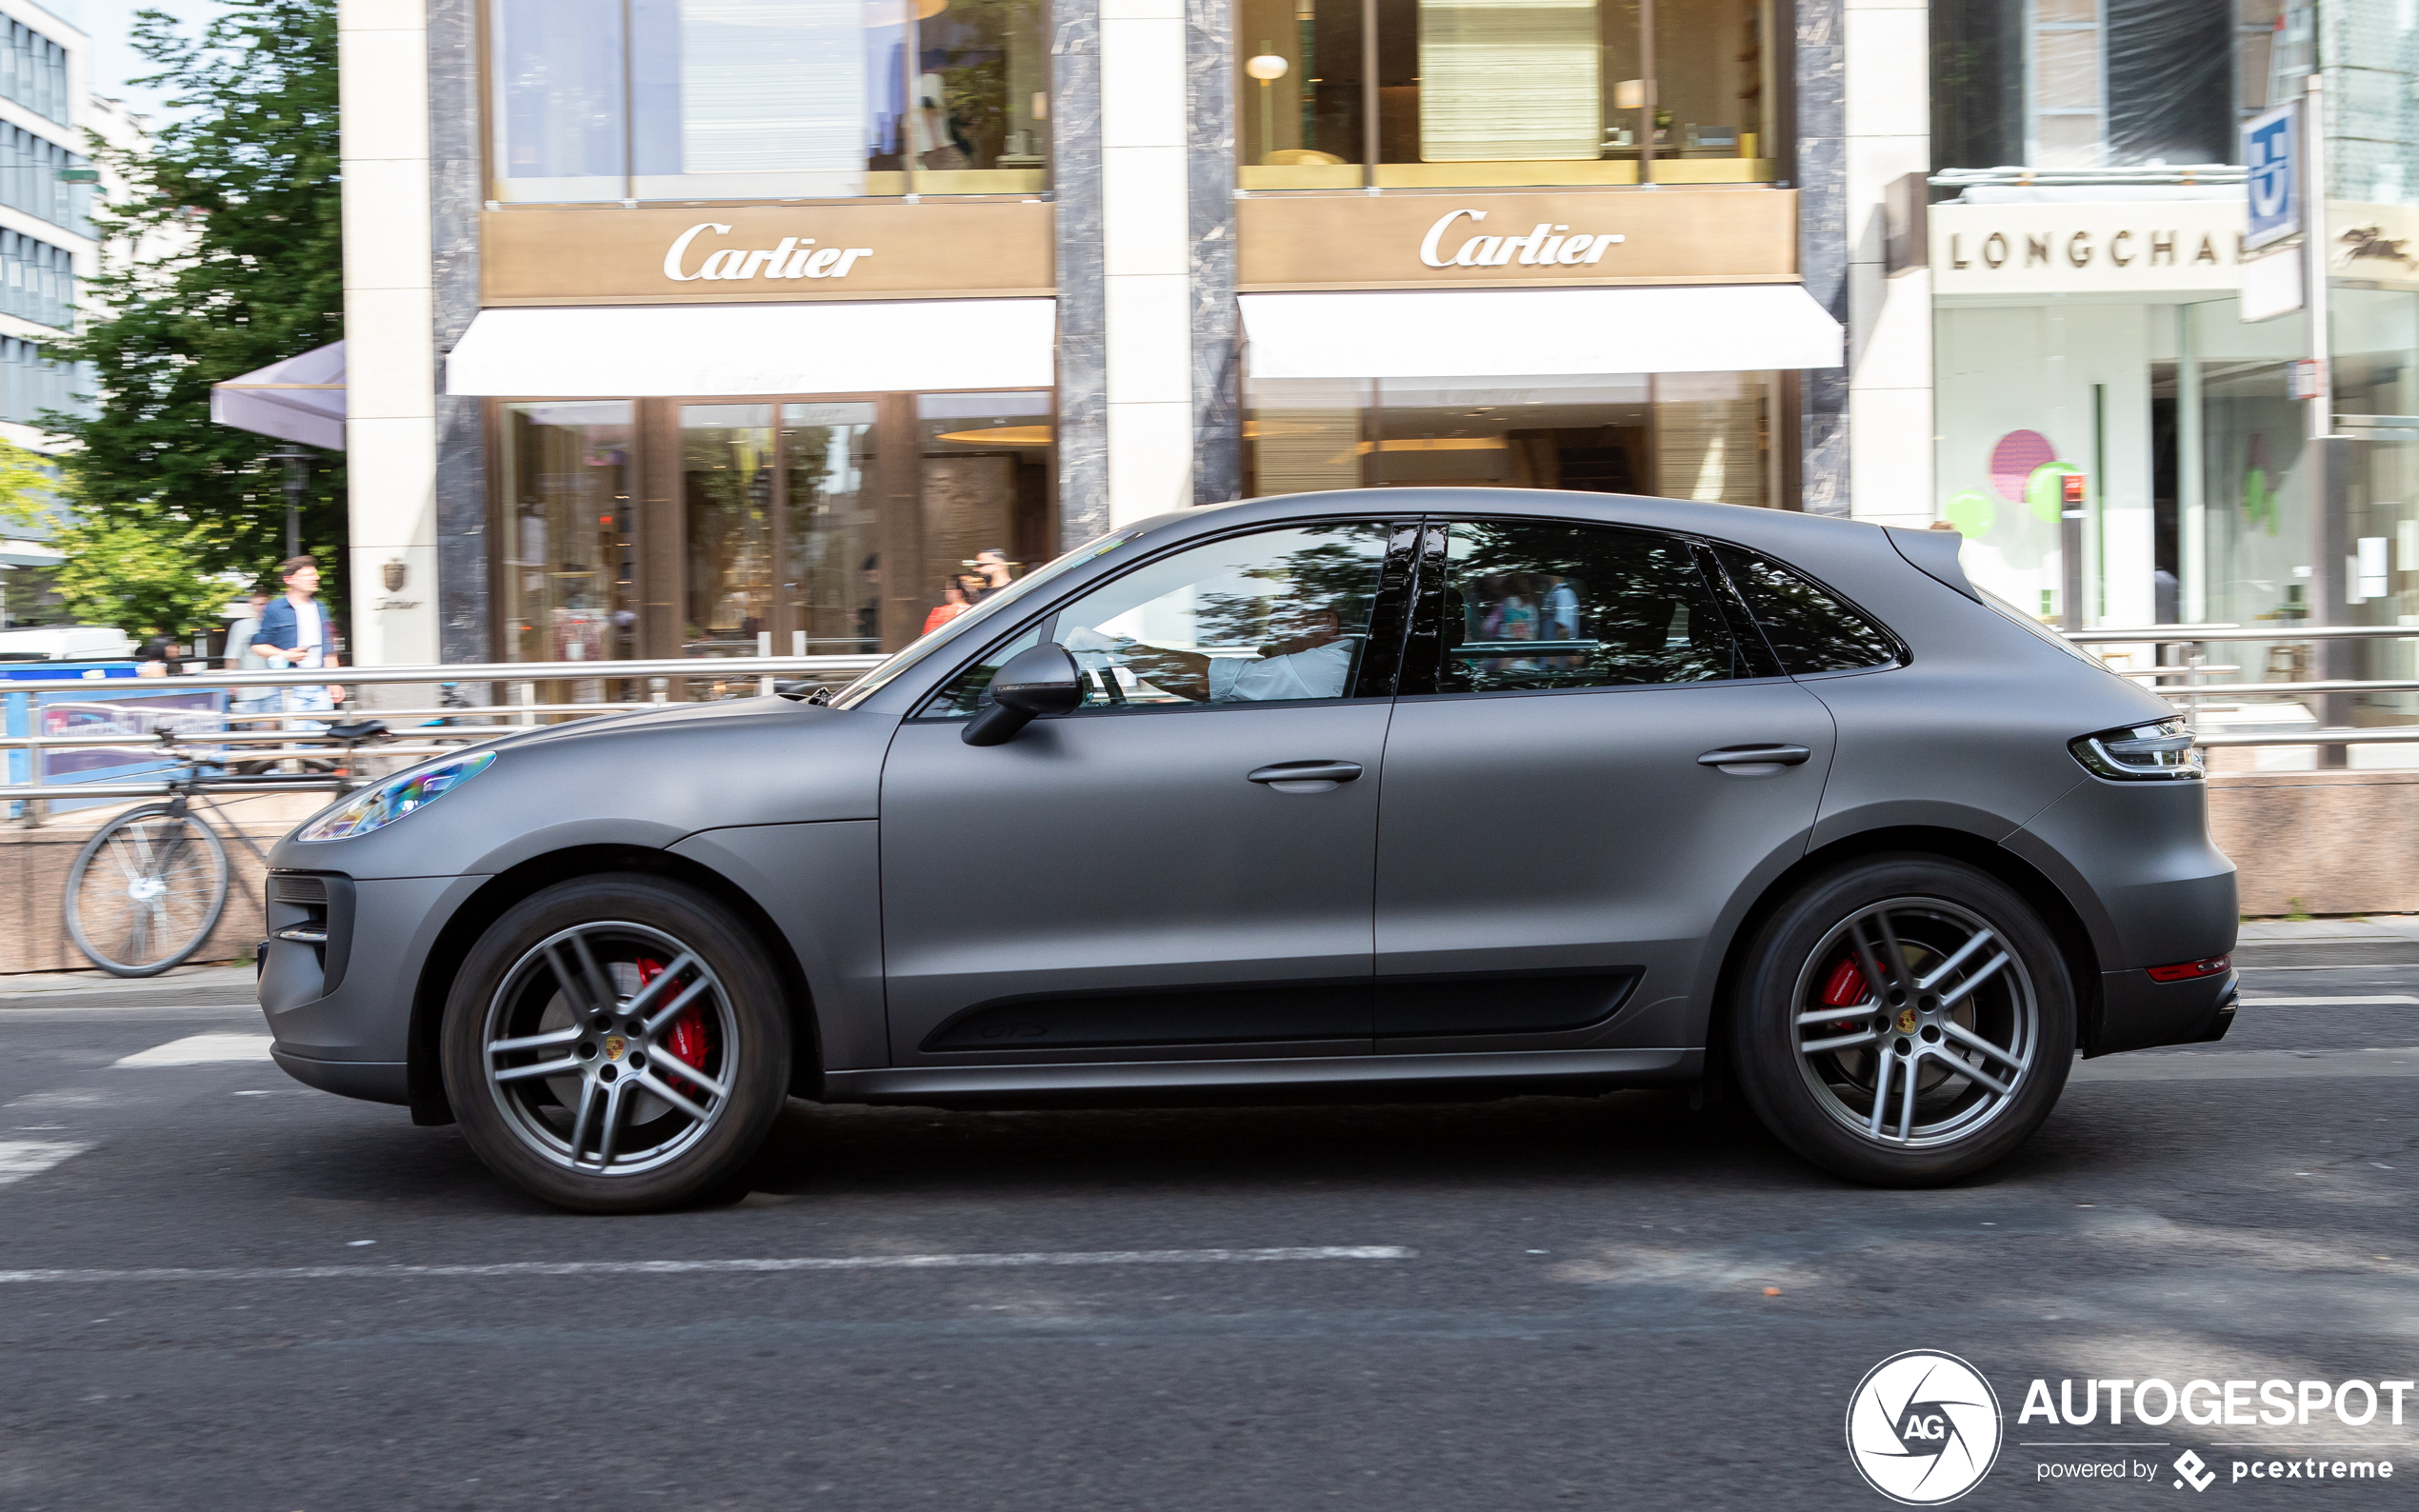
(635, 957, 710, 1086)
(1817, 957, 1870, 1030)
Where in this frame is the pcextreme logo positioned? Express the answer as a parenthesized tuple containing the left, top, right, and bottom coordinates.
(1848, 1351, 2005, 1505)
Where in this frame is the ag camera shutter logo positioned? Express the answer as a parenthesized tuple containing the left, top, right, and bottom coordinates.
(1847, 1351, 2004, 1504)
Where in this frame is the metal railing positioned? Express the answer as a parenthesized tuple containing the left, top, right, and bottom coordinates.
(2060, 623, 2419, 757)
(1, 652, 883, 820)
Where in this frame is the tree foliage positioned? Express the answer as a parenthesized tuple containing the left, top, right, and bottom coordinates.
(43, 0, 343, 634)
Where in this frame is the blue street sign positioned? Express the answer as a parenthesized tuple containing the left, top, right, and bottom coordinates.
(2244, 102, 2300, 251)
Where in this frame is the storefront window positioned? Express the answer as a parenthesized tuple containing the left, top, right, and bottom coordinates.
(498, 402, 639, 672)
(1241, 0, 1773, 189)
(1246, 371, 1776, 504)
(684, 400, 880, 656)
(916, 391, 1054, 625)
(490, 0, 1051, 204)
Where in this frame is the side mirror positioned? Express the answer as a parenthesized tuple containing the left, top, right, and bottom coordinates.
(961, 642, 1084, 746)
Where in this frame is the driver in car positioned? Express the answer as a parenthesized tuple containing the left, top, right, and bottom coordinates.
(1064, 603, 1354, 703)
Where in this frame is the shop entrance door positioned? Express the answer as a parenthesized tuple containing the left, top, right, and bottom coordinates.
(674, 399, 884, 662)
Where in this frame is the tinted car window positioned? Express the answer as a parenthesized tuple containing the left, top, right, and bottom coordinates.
(924, 522, 1392, 716)
(1714, 547, 1901, 674)
(1429, 520, 1749, 692)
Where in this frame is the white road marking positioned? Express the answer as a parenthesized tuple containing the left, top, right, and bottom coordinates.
(110, 1033, 275, 1067)
(2241, 995, 2419, 1006)
(0, 1141, 90, 1186)
(0, 1245, 1414, 1285)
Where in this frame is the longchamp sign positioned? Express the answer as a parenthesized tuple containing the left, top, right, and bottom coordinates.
(1237, 189, 1798, 290)
(1929, 200, 2248, 296)
(481, 200, 1055, 306)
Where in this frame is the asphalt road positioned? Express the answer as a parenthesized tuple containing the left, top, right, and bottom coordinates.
(1, 944, 2414, 1511)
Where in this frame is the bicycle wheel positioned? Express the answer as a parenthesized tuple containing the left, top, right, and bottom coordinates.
(64, 805, 230, 977)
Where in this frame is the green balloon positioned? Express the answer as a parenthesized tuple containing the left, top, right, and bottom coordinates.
(1943, 490, 1994, 537)
(2026, 461, 2080, 524)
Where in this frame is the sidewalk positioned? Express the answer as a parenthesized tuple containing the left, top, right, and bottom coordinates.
(2235, 916, 2419, 945)
(0, 961, 259, 1011)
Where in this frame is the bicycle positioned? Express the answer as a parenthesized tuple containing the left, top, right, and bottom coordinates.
(62, 720, 391, 978)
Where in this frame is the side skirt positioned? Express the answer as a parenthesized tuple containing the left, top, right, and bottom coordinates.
(820, 1047, 1700, 1107)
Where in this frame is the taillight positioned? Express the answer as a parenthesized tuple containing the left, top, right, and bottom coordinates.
(2071, 718, 2203, 782)
(2147, 954, 2230, 983)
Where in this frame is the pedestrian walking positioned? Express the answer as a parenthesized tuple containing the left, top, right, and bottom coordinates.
(250, 555, 338, 731)
(223, 591, 277, 728)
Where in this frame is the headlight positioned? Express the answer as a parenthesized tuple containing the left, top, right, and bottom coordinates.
(296, 751, 496, 842)
(2069, 719, 2203, 782)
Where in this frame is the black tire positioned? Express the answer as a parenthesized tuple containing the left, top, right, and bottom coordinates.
(440, 874, 791, 1213)
(1727, 854, 2074, 1186)
(64, 804, 230, 977)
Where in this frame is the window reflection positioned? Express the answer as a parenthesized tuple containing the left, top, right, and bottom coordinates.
(918, 390, 1053, 638)
(682, 404, 778, 655)
(1433, 519, 1744, 690)
(490, 0, 1051, 203)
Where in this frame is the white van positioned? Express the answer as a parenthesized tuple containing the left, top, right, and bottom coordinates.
(0, 625, 136, 662)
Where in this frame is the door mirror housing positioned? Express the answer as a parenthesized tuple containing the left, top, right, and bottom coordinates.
(962, 642, 1084, 746)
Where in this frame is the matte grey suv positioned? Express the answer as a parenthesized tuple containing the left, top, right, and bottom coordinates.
(258, 489, 2238, 1211)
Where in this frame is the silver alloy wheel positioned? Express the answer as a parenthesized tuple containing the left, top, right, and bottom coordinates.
(480, 921, 739, 1175)
(1789, 896, 2039, 1148)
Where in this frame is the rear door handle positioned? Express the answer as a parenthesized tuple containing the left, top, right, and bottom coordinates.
(1248, 760, 1365, 793)
(1698, 745, 1812, 775)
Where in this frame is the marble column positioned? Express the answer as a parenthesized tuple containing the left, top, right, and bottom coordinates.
(1794, 0, 1849, 516)
(427, 0, 489, 663)
(1099, 0, 1196, 526)
(1052, 0, 1110, 547)
(1188, 0, 1241, 505)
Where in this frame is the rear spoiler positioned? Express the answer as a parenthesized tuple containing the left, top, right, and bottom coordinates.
(1883, 526, 1982, 603)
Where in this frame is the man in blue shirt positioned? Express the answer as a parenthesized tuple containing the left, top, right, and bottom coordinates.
(250, 555, 335, 729)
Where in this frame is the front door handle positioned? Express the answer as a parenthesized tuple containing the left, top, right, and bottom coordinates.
(1698, 744, 1812, 776)
(1247, 760, 1365, 793)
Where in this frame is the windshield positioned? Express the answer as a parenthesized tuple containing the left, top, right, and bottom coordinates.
(1978, 587, 2109, 669)
(829, 526, 1150, 708)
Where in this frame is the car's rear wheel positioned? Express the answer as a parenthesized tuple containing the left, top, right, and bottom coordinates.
(1728, 855, 2074, 1186)
(440, 875, 790, 1212)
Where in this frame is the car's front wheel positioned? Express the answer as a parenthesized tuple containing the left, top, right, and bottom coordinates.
(440, 874, 790, 1212)
(1728, 855, 2074, 1186)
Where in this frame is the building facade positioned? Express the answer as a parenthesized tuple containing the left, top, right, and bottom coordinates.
(340, 0, 1936, 670)
(1926, 0, 2419, 721)
(0, 0, 135, 627)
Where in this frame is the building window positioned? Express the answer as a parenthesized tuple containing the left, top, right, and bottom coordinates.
(0, 125, 89, 233)
(0, 337, 85, 425)
(1245, 371, 1782, 507)
(499, 402, 641, 670)
(0, 230, 72, 328)
(0, 19, 68, 124)
(1238, 0, 1776, 189)
(1932, 0, 2236, 174)
(487, 0, 1052, 204)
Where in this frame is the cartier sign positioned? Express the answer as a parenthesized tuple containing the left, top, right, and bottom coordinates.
(1238, 189, 1799, 290)
(481, 200, 1054, 307)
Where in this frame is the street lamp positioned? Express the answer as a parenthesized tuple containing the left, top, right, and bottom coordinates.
(267, 446, 310, 561)
(1245, 50, 1289, 164)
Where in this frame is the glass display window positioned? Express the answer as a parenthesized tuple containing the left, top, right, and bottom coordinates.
(490, 0, 1051, 204)
(498, 402, 640, 676)
(1246, 370, 1779, 504)
(1243, 0, 1772, 189)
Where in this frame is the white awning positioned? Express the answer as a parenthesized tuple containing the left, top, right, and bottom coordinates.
(210, 339, 346, 450)
(1239, 286, 1843, 379)
(445, 300, 1057, 397)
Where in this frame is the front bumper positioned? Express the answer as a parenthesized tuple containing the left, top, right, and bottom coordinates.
(259, 871, 487, 1107)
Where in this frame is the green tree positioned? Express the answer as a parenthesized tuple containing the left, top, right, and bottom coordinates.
(44, 0, 344, 632)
